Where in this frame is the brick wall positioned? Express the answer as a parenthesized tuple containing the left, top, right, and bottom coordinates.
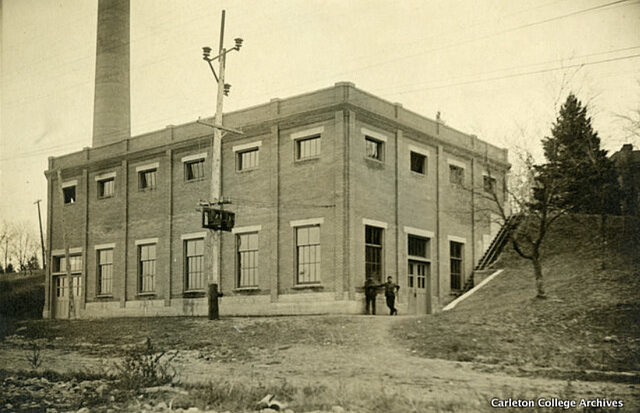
(44, 83, 509, 318)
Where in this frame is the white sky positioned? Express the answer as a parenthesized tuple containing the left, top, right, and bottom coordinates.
(1, 0, 639, 235)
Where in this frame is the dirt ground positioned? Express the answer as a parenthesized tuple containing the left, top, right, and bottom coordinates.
(1, 315, 638, 412)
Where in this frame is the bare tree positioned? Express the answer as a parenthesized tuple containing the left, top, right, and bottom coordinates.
(10, 221, 40, 275)
(478, 149, 569, 299)
(615, 80, 640, 147)
(0, 221, 12, 271)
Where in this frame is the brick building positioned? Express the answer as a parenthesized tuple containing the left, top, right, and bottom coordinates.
(611, 144, 640, 216)
(43, 82, 510, 319)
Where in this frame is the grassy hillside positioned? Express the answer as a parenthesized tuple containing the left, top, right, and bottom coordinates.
(0, 272, 44, 337)
(393, 214, 640, 377)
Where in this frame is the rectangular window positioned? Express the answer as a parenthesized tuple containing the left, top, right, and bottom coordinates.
(408, 261, 429, 289)
(449, 165, 464, 185)
(97, 249, 113, 295)
(365, 137, 384, 161)
(138, 169, 157, 190)
(98, 178, 114, 198)
(54, 255, 82, 273)
(237, 232, 259, 287)
(56, 277, 66, 298)
(185, 239, 204, 290)
(71, 275, 82, 297)
(63, 186, 76, 204)
(185, 159, 205, 181)
(484, 175, 497, 193)
(296, 136, 321, 160)
(365, 225, 384, 282)
(55, 276, 82, 297)
(450, 241, 464, 290)
(138, 244, 156, 293)
(408, 235, 429, 259)
(237, 148, 259, 171)
(296, 225, 321, 284)
(410, 151, 427, 174)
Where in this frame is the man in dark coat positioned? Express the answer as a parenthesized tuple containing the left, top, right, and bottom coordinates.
(384, 276, 400, 315)
(364, 277, 381, 315)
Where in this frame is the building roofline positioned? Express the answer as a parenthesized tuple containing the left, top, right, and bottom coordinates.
(47, 82, 509, 172)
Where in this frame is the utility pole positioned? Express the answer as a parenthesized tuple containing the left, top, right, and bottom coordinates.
(56, 170, 75, 319)
(201, 10, 243, 320)
(34, 200, 46, 270)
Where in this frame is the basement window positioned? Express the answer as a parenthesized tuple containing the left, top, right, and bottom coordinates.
(63, 186, 76, 204)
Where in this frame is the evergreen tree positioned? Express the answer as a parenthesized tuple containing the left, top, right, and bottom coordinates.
(540, 94, 621, 214)
(26, 255, 40, 274)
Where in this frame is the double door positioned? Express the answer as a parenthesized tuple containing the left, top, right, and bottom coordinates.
(52, 275, 82, 319)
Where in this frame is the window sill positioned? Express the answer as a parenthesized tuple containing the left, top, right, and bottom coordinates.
(233, 287, 260, 294)
(292, 284, 324, 290)
(183, 290, 206, 298)
(294, 156, 320, 164)
(364, 157, 385, 166)
(184, 177, 206, 183)
(97, 195, 114, 200)
(236, 167, 259, 174)
(95, 294, 114, 299)
(410, 171, 427, 177)
(138, 188, 157, 192)
(136, 292, 156, 298)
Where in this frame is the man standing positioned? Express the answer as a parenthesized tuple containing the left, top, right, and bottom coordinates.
(384, 276, 400, 315)
(364, 277, 380, 315)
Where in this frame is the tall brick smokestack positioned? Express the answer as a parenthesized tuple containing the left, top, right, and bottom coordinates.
(92, 0, 130, 147)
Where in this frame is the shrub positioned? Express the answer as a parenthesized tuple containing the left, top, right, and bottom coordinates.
(114, 337, 178, 390)
(25, 342, 43, 370)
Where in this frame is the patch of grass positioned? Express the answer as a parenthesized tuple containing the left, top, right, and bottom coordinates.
(184, 379, 481, 413)
(12, 315, 366, 360)
(393, 214, 640, 376)
(0, 367, 109, 383)
(0, 273, 44, 339)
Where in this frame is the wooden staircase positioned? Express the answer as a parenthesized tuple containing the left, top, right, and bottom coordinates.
(460, 214, 523, 293)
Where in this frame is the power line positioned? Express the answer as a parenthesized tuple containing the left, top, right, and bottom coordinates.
(389, 53, 640, 96)
(3, 52, 638, 163)
(232, 0, 637, 105)
(373, 45, 640, 97)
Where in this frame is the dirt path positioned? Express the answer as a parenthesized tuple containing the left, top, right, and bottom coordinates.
(181, 316, 637, 408)
(1, 316, 638, 410)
